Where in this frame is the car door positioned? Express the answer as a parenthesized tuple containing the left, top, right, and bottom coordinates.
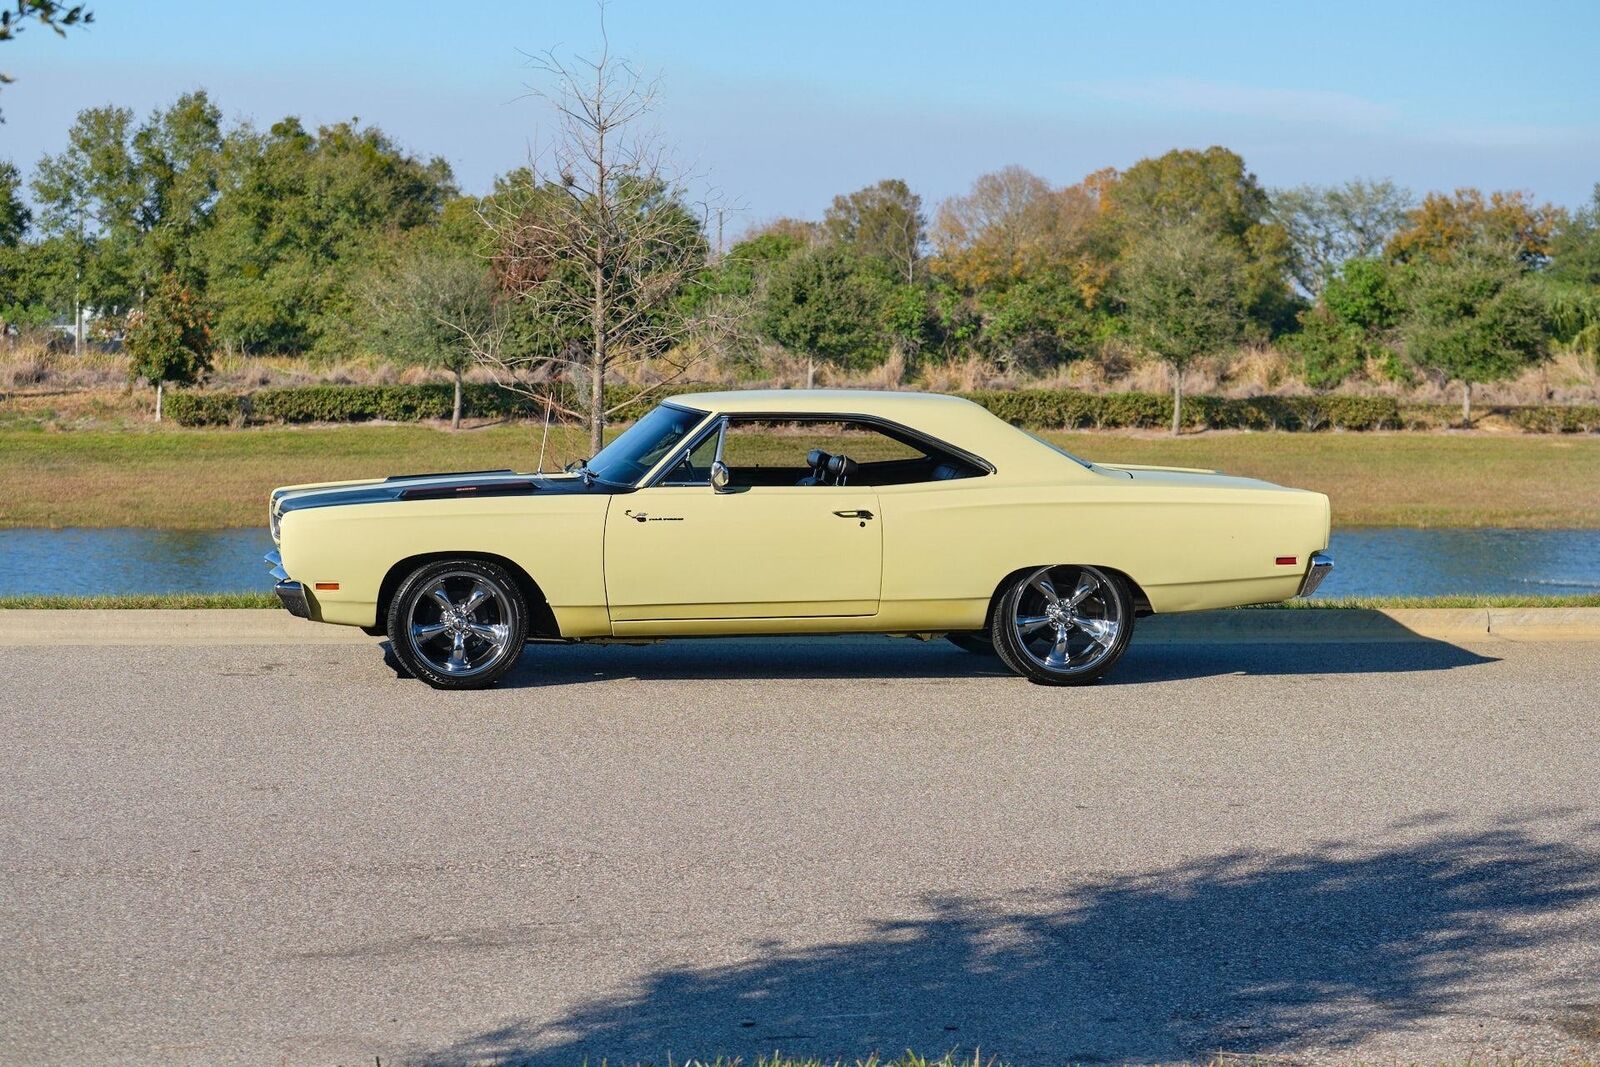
(602, 420, 882, 622)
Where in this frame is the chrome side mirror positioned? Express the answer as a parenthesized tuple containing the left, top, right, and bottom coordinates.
(710, 460, 731, 493)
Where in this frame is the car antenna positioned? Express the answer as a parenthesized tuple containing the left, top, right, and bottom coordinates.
(535, 393, 553, 475)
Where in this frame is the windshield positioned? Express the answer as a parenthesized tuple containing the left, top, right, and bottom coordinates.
(1020, 428, 1095, 470)
(586, 403, 708, 484)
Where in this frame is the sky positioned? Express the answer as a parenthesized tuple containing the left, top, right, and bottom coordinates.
(3, 0, 1598, 233)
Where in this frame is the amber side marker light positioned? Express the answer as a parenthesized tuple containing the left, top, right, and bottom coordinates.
(314, 582, 340, 591)
(1275, 556, 1298, 566)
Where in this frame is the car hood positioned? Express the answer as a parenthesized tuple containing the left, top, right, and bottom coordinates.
(269, 470, 600, 539)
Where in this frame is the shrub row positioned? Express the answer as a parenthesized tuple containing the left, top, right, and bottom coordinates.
(1507, 404, 1600, 433)
(964, 389, 1403, 431)
(164, 383, 704, 428)
(165, 383, 1600, 434)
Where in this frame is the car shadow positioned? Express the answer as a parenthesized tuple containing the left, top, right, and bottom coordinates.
(414, 815, 1600, 1065)
(472, 628, 1494, 689)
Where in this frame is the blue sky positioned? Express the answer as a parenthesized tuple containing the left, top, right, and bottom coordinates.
(4, 0, 1597, 231)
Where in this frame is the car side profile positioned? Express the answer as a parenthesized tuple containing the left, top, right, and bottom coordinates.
(266, 389, 1332, 688)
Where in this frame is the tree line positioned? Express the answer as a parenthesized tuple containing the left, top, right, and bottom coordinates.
(2, 87, 1599, 434)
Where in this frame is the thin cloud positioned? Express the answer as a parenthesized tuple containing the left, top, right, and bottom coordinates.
(1067, 78, 1399, 130)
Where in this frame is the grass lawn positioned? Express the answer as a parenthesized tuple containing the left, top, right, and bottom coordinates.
(0, 422, 1596, 529)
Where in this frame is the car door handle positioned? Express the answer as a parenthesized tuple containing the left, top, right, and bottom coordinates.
(832, 509, 874, 520)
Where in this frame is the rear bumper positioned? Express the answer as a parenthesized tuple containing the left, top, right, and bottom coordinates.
(265, 550, 311, 619)
(1297, 551, 1334, 598)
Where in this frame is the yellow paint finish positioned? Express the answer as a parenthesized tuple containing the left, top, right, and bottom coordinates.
(603, 484, 881, 620)
(278, 492, 609, 632)
(271, 390, 1333, 639)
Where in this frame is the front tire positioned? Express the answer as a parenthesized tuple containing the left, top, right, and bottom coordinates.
(386, 559, 528, 689)
(991, 565, 1133, 686)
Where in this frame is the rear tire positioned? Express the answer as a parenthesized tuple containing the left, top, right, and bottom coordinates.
(990, 565, 1134, 686)
(386, 559, 528, 690)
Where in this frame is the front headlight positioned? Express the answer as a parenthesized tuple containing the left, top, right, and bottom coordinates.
(269, 502, 282, 543)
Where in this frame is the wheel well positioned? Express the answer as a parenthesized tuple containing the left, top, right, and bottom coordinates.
(377, 552, 560, 637)
(982, 563, 1154, 630)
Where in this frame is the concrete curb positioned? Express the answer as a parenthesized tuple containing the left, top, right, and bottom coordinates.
(1, 607, 1599, 646)
(1140, 607, 1600, 643)
(0, 609, 373, 646)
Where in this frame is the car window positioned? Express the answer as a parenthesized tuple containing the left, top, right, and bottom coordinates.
(587, 403, 707, 484)
(657, 424, 722, 486)
(719, 418, 983, 487)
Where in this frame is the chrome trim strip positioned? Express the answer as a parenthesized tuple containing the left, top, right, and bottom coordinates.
(642, 410, 995, 489)
(1298, 551, 1334, 597)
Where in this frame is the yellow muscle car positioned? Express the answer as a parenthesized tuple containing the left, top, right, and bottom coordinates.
(266, 389, 1332, 688)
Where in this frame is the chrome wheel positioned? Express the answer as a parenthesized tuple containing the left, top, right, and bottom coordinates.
(1010, 564, 1125, 676)
(406, 569, 514, 678)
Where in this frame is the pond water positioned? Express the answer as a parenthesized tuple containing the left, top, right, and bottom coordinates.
(1, 526, 1598, 599)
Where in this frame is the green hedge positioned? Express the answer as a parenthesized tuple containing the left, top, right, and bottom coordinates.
(165, 383, 705, 427)
(963, 389, 1401, 431)
(165, 383, 1598, 434)
(163, 390, 247, 427)
(1508, 404, 1600, 433)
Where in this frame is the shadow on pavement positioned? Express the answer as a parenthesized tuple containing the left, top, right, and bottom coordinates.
(471, 629, 1495, 689)
(419, 818, 1600, 1065)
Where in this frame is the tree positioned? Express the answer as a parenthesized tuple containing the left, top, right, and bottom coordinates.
(125, 274, 211, 420)
(978, 271, 1104, 370)
(30, 104, 141, 351)
(0, 158, 26, 245)
(0, 159, 30, 343)
(1401, 254, 1547, 425)
(132, 90, 223, 291)
(1105, 147, 1297, 336)
(1542, 186, 1600, 362)
(0, 1, 93, 120)
(481, 33, 708, 457)
(1116, 222, 1245, 435)
(930, 165, 1103, 293)
(204, 117, 456, 354)
(363, 243, 496, 430)
(1387, 188, 1562, 268)
(1270, 179, 1413, 294)
(822, 179, 924, 282)
(1287, 257, 1403, 389)
(1548, 184, 1600, 288)
(757, 244, 884, 386)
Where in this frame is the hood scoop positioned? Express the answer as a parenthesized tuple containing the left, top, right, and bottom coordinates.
(397, 478, 540, 501)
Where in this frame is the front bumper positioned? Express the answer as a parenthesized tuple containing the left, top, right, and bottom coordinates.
(1297, 551, 1334, 597)
(265, 550, 311, 619)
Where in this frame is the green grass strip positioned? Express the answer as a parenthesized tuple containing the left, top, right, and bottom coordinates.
(1256, 594, 1600, 609)
(0, 592, 279, 609)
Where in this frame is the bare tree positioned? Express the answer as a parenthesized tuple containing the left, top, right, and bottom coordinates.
(479, 19, 709, 457)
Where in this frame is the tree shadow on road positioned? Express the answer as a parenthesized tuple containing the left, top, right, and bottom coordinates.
(484, 633, 1493, 688)
(418, 818, 1600, 1065)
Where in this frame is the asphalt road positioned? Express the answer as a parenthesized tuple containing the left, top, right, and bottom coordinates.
(3, 634, 1599, 1066)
